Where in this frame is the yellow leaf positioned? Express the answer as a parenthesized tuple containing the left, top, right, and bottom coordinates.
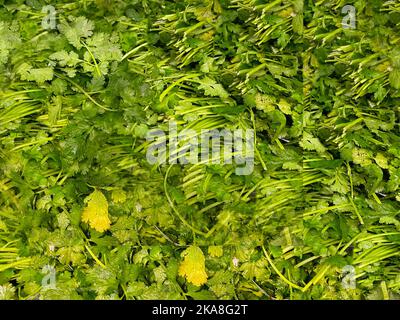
(81, 190, 111, 232)
(178, 246, 208, 286)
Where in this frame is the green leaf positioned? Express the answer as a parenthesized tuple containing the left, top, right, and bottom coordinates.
(58, 16, 94, 49)
(389, 68, 400, 89)
(197, 77, 229, 99)
(17, 63, 54, 84)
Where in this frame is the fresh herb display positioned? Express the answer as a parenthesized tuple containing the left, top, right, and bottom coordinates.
(0, 0, 399, 300)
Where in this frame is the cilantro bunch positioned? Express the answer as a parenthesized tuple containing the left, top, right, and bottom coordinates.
(0, 0, 399, 300)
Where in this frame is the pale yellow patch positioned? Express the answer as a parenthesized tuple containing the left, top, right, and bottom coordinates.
(179, 246, 208, 286)
(81, 190, 111, 232)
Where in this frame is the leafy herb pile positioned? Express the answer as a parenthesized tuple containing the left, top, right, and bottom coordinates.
(0, 0, 399, 300)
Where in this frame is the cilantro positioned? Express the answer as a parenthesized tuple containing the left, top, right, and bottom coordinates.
(0, 0, 399, 302)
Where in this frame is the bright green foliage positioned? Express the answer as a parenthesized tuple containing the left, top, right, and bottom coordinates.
(0, 0, 399, 300)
